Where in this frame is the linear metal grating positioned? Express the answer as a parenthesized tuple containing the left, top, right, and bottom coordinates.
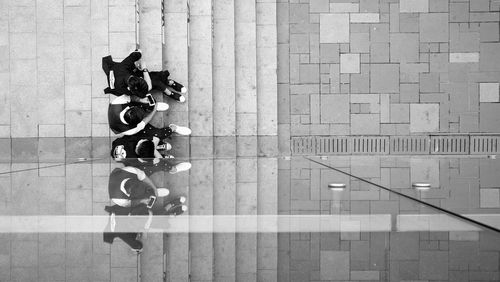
(316, 136, 350, 154)
(291, 136, 316, 155)
(470, 135, 500, 154)
(430, 135, 469, 154)
(351, 136, 389, 154)
(291, 135, 500, 155)
(390, 136, 429, 154)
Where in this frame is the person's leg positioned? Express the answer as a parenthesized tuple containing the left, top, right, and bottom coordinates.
(150, 71, 186, 103)
(117, 233, 143, 251)
(140, 124, 173, 139)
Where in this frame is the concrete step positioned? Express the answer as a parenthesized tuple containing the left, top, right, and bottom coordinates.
(235, 0, 258, 138)
(163, 0, 189, 130)
(188, 0, 213, 136)
(236, 157, 258, 281)
(189, 158, 214, 281)
(139, 0, 163, 70)
(108, 0, 137, 61)
(163, 1, 190, 280)
(256, 0, 279, 157)
(213, 154, 237, 281)
(213, 0, 236, 136)
(257, 157, 279, 281)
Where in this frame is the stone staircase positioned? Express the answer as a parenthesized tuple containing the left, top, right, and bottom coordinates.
(136, 0, 279, 281)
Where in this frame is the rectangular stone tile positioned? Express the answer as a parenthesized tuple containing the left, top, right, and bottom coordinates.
(320, 251, 349, 280)
(64, 6, 90, 32)
(371, 23, 389, 42)
(480, 188, 500, 208)
(330, 3, 359, 13)
(351, 114, 380, 134)
(290, 33, 309, 53)
(480, 82, 499, 102)
(400, 0, 428, 13)
(390, 33, 419, 63)
(340, 53, 360, 73)
(350, 13, 380, 23)
(299, 64, 319, 83)
(65, 84, 91, 111)
(37, 0, 63, 19)
(65, 59, 91, 84)
(9, 5, 36, 32)
(420, 251, 448, 280)
(410, 104, 440, 133)
(320, 14, 349, 43)
(370, 43, 389, 63)
(320, 94, 349, 123)
(10, 59, 36, 85)
(64, 32, 91, 59)
(470, 12, 500, 22)
(390, 104, 410, 123)
(480, 43, 500, 71)
(66, 189, 92, 214)
(480, 103, 500, 132)
(10, 32, 36, 59)
(480, 23, 500, 42)
(310, 0, 328, 13)
(350, 33, 369, 53)
(370, 64, 399, 93)
(389, 3, 399, 32)
(39, 124, 64, 137)
(420, 13, 449, 42)
(65, 110, 91, 137)
(450, 52, 480, 63)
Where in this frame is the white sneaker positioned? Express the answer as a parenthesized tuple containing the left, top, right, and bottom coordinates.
(157, 188, 170, 197)
(179, 95, 186, 103)
(169, 162, 192, 174)
(156, 102, 169, 112)
(157, 142, 172, 151)
(180, 87, 187, 94)
(169, 124, 191, 135)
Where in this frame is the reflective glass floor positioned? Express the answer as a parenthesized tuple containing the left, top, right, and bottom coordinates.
(0, 155, 499, 281)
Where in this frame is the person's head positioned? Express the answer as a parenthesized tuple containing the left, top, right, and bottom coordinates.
(136, 139, 155, 158)
(124, 107, 146, 126)
(127, 76, 148, 98)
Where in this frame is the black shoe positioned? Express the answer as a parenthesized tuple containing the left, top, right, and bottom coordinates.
(168, 79, 187, 94)
(164, 196, 186, 210)
(165, 204, 187, 216)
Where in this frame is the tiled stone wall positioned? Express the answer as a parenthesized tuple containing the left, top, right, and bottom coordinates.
(277, 156, 500, 280)
(278, 0, 500, 154)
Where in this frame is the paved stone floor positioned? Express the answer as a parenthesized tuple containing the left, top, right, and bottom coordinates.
(1, 0, 500, 281)
(278, 0, 500, 143)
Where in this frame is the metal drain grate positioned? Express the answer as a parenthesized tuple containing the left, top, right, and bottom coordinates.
(316, 136, 350, 154)
(390, 136, 429, 154)
(351, 136, 389, 154)
(470, 135, 500, 154)
(291, 136, 316, 155)
(430, 135, 469, 154)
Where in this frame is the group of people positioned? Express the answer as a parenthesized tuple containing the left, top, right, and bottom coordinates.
(101, 50, 192, 252)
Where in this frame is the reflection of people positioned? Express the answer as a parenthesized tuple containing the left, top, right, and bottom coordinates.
(120, 157, 192, 177)
(103, 204, 149, 253)
(108, 166, 167, 207)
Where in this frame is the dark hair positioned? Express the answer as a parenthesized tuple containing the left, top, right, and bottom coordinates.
(137, 140, 155, 158)
(127, 76, 148, 98)
(124, 107, 146, 126)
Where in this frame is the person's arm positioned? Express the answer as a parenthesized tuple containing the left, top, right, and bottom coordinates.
(121, 50, 142, 71)
(141, 174, 158, 197)
(140, 103, 157, 125)
(142, 69, 152, 91)
(120, 121, 146, 136)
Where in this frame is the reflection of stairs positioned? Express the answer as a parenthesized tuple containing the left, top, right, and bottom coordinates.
(132, 0, 279, 280)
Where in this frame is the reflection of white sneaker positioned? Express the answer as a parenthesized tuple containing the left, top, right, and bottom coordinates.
(156, 142, 172, 151)
(156, 102, 169, 112)
(157, 188, 170, 197)
(169, 162, 192, 174)
(169, 124, 191, 135)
